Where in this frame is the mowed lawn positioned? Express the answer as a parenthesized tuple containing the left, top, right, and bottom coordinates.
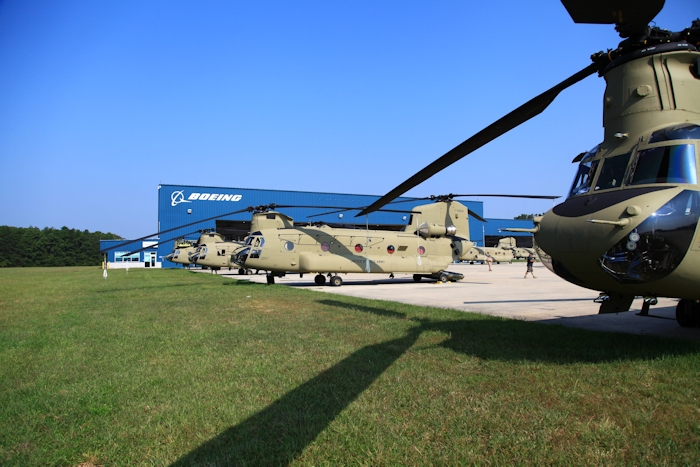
(1, 267, 699, 466)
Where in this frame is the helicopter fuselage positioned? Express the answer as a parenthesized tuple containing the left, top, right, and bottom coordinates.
(167, 243, 197, 266)
(192, 239, 244, 269)
(236, 224, 465, 276)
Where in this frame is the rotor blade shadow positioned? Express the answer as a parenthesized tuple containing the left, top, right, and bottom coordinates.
(317, 300, 700, 364)
(462, 298, 595, 305)
(169, 328, 422, 467)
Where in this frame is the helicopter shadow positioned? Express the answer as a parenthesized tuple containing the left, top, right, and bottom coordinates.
(95, 282, 204, 294)
(170, 326, 422, 466)
(463, 297, 594, 305)
(170, 298, 700, 466)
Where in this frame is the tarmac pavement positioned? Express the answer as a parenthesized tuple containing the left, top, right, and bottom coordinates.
(210, 262, 700, 341)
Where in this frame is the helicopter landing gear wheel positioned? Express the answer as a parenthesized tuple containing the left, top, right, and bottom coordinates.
(238, 268, 245, 275)
(330, 275, 343, 287)
(266, 274, 275, 285)
(246, 269, 253, 275)
(676, 299, 699, 327)
(439, 272, 449, 283)
(314, 274, 326, 286)
(413, 274, 422, 282)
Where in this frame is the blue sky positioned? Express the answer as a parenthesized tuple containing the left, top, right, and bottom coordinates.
(0, 0, 695, 239)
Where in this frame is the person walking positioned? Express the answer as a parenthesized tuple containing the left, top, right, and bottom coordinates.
(485, 252, 493, 271)
(524, 253, 536, 278)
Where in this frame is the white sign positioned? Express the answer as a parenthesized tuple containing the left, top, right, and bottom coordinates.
(171, 190, 242, 207)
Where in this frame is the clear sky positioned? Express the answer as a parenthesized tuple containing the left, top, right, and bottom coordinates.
(0, 0, 696, 239)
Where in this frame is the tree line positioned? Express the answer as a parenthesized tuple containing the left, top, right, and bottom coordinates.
(514, 213, 544, 220)
(0, 226, 122, 267)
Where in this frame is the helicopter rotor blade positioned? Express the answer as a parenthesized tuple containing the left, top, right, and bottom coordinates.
(100, 206, 257, 252)
(447, 193, 560, 200)
(560, 0, 664, 35)
(306, 206, 423, 219)
(119, 231, 202, 256)
(356, 62, 599, 217)
(102, 203, 392, 253)
(467, 210, 486, 223)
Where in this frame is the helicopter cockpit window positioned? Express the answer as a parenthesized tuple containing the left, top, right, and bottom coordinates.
(649, 124, 700, 143)
(595, 153, 631, 191)
(568, 145, 600, 197)
(628, 144, 697, 185)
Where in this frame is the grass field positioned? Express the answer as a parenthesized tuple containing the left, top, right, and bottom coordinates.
(1, 267, 699, 466)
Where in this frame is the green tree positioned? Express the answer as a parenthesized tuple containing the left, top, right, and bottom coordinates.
(514, 213, 543, 220)
(0, 226, 122, 267)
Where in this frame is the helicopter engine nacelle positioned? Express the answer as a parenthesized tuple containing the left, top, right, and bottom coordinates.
(418, 222, 457, 238)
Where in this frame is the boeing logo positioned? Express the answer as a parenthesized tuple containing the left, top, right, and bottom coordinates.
(171, 190, 242, 207)
(171, 191, 192, 207)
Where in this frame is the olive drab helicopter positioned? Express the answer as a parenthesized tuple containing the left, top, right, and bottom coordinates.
(358, 1, 700, 327)
(232, 198, 481, 286)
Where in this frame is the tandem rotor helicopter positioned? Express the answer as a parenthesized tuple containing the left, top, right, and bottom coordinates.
(232, 197, 479, 286)
(228, 193, 557, 286)
(358, 1, 700, 327)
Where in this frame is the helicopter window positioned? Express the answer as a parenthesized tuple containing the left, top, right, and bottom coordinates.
(250, 249, 262, 259)
(417, 246, 425, 255)
(284, 241, 294, 251)
(568, 159, 599, 197)
(321, 242, 330, 252)
(568, 145, 600, 197)
(629, 144, 697, 185)
(387, 245, 395, 254)
(649, 124, 700, 143)
(595, 153, 631, 191)
(355, 244, 363, 253)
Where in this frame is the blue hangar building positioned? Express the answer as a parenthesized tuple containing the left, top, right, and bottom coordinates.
(101, 184, 536, 269)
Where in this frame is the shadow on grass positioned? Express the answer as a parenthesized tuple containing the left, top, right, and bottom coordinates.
(222, 280, 266, 287)
(170, 328, 422, 467)
(170, 298, 700, 467)
(317, 299, 700, 364)
(95, 282, 206, 293)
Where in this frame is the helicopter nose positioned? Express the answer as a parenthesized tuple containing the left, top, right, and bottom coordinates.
(599, 190, 700, 284)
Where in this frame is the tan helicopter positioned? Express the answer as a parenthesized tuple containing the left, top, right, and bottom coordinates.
(166, 238, 198, 267)
(358, 2, 700, 327)
(190, 231, 249, 274)
(497, 237, 535, 260)
(461, 246, 514, 264)
(232, 199, 479, 286)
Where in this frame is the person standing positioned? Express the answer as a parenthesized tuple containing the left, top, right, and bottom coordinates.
(524, 253, 536, 278)
(485, 252, 493, 271)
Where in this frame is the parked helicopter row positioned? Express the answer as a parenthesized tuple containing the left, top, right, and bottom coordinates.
(462, 237, 536, 264)
(159, 198, 478, 285)
(153, 193, 551, 286)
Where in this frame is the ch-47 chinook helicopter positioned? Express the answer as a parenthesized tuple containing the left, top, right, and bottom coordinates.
(166, 237, 198, 267)
(190, 231, 248, 274)
(358, 1, 700, 327)
(232, 198, 481, 286)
